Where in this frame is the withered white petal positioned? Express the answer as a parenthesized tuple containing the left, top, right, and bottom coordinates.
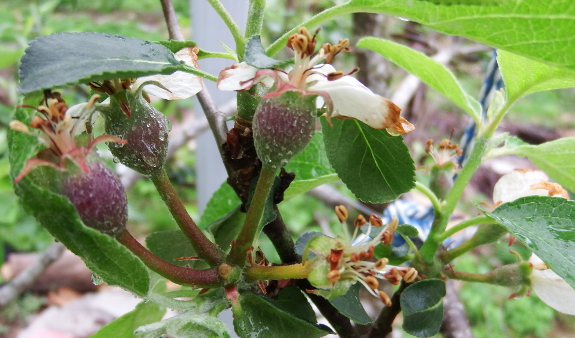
(217, 62, 274, 91)
(133, 48, 203, 100)
(309, 75, 412, 132)
(493, 169, 555, 204)
(531, 269, 575, 315)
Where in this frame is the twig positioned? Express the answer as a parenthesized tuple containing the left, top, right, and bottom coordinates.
(297, 279, 359, 338)
(368, 282, 408, 338)
(0, 242, 65, 309)
(262, 206, 299, 264)
(440, 280, 474, 338)
(159, 0, 234, 179)
(160, 0, 184, 41)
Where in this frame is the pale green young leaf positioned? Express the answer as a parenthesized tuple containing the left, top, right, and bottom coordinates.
(498, 50, 575, 103)
(135, 312, 230, 338)
(357, 37, 480, 121)
(285, 132, 338, 198)
(349, 0, 575, 74)
(91, 301, 165, 338)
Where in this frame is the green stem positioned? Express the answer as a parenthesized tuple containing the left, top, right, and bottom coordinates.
(228, 165, 277, 267)
(413, 181, 441, 212)
(198, 50, 238, 61)
(418, 137, 489, 264)
(206, 0, 245, 58)
(178, 64, 218, 82)
(442, 268, 492, 284)
(246, 262, 311, 281)
(117, 229, 221, 286)
(245, 0, 266, 38)
(151, 168, 224, 265)
(266, 2, 355, 56)
(436, 215, 497, 243)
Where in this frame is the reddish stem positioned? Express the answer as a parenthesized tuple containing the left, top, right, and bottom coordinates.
(117, 229, 221, 287)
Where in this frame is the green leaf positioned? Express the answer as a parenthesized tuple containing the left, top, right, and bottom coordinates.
(275, 286, 317, 323)
(245, 35, 289, 69)
(400, 279, 446, 337)
(285, 132, 338, 198)
(234, 293, 333, 338)
(198, 182, 241, 229)
(321, 118, 415, 203)
(493, 137, 575, 193)
(134, 312, 230, 338)
(357, 37, 480, 121)
(397, 224, 420, 238)
(90, 301, 165, 338)
(349, 0, 575, 75)
(374, 243, 411, 266)
(208, 206, 246, 253)
(8, 106, 150, 297)
(498, 50, 575, 103)
(146, 230, 196, 267)
(153, 40, 197, 53)
(329, 283, 372, 325)
(19, 32, 183, 94)
(484, 196, 575, 290)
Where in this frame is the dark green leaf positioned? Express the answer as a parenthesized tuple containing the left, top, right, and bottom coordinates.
(400, 279, 446, 337)
(19, 32, 183, 94)
(134, 312, 230, 338)
(321, 119, 415, 203)
(208, 206, 246, 253)
(374, 243, 410, 266)
(91, 301, 165, 338)
(329, 283, 372, 324)
(9, 106, 150, 296)
(245, 35, 290, 69)
(153, 40, 197, 53)
(234, 293, 333, 338)
(285, 132, 338, 197)
(397, 224, 419, 238)
(146, 230, 196, 267)
(198, 182, 241, 229)
(275, 286, 317, 323)
(484, 196, 575, 289)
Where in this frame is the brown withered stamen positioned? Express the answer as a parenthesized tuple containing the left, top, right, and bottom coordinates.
(363, 276, 379, 290)
(369, 214, 383, 227)
(374, 258, 388, 270)
(335, 205, 348, 223)
(378, 290, 392, 306)
(402, 267, 418, 283)
(354, 214, 367, 228)
(382, 231, 393, 245)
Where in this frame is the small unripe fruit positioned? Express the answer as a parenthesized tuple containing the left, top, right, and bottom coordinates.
(253, 91, 317, 169)
(99, 90, 170, 175)
(63, 157, 128, 235)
